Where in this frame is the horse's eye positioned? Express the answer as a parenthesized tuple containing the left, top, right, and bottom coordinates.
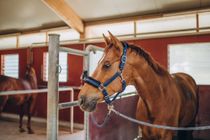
(103, 62, 111, 69)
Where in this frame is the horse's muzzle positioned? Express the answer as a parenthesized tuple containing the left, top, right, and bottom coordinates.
(79, 95, 98, 112)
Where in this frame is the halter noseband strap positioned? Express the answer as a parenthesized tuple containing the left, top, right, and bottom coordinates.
(83, 42, 128, 104)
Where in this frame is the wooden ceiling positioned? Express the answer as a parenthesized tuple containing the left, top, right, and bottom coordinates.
(0, 0, 210, 35)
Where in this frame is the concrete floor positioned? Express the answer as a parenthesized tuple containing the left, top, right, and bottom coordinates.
(0, 119, 85, 140)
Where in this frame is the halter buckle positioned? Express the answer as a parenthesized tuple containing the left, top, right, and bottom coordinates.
(120, 73, 125, 81)
(107, 105, 114, 115)
(98, 84, 105, 91)
(82, 70, 88, 80)
(121, 55, 126, 64)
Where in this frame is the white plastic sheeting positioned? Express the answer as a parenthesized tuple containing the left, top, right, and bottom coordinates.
(0, 36, 16, 49)
(137, 14, 196, 33)
(1, 54, 19, 78)
(85, 21, 134, 38)
(169, 43, 210, 85)
(19, 33, 45, 47)
(199, 12, 210, 28)
(48, 29, 80, 41)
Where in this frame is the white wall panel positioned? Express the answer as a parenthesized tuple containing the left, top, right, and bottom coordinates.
(169, 43, 210, 85)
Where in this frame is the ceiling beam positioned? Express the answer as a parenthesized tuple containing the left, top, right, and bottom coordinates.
(42, 0, 84, 33)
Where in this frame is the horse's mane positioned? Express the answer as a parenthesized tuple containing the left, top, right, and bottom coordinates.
(128, 44, 168, 75)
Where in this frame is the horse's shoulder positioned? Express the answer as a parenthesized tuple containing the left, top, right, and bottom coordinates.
(21, 80, 32, 90)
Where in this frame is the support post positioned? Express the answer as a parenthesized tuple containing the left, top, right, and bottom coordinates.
(70, 89, 74, 133)
(84, 111, 90, 140)
(83, 45, 104, 140)
(47, 34, 60, 140)
(84, 47, 90, 140)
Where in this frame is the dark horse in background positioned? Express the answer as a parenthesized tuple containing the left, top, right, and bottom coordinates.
(0, 65, 37, 134)
(78, 32, 198, 140)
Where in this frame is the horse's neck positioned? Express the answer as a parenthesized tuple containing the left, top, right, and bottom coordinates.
(134, 66, 162, 97)
(132, 59, 172, 111)
(25, 76, 37, 89)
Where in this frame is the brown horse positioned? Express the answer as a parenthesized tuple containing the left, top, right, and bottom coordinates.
(0, 65, 37, 134)
(78, 32, 198, 140)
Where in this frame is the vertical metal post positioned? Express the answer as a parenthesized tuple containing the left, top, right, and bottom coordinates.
(16, 35, 19, 48)
(134, 20, 137, 38)
(84, 111, 90, 140)
(196, 13, 199, 32)
(47, 34, 60, 140)
(84, 46, 90, 140)
(70, 89, 74, 133)
(83, 45, 104, 140)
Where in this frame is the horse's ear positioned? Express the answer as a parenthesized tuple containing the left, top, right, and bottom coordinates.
(103, 33, 110, 46)
(108, 31, 123, 52)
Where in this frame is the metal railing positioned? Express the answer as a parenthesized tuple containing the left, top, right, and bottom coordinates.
(0, 86, 76, 133)
(0, 87, 72, 96)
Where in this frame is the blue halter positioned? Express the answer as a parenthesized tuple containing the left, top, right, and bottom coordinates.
(83, 42, 128, 104)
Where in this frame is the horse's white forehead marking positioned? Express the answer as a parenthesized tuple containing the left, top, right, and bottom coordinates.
(97, 53, 105, 65)
(97, 47, 112, 65)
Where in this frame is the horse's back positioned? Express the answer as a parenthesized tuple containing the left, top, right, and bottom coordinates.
(171, 72, 198, 126)
(0, 75, 30, 91)
(0, 75, 32, 104)
(171, 72, 197, 99)
(0, 75, 17, 91)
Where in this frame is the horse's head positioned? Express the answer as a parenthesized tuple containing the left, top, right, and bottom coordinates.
(26, 64, 36, 77)
(78, 32, 134, 112)
(25, 64, 37, 89)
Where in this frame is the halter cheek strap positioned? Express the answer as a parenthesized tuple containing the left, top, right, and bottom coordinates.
(83, 42, 128, 104)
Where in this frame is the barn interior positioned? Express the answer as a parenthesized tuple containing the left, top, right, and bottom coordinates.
(0, 0, 210, 140)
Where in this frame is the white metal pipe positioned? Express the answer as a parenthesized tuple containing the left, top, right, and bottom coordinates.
(83, 45, 104, 140)
(84, 47, 90, 140)
(85, 44, 104, 52)
(58, 101, 79, 110)
(47, 34, 59, 140)
(58, 91, 136, 110)
(70, 89, 74, 133)
(0, 89, 48, 96)
(84, 111, 89, 140)
(0, 86, 76, 135)
(60, 47, 88, 56)
(0, 87, 73, 96)
(83, 44, 104, 71)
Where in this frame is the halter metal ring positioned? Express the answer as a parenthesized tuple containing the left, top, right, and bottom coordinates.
(98, 84, 105, 91)
(120, 73, 125, 81)
(121, 55, 126, 63)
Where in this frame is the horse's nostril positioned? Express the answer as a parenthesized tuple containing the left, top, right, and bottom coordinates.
(79, 95, 85, 105)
